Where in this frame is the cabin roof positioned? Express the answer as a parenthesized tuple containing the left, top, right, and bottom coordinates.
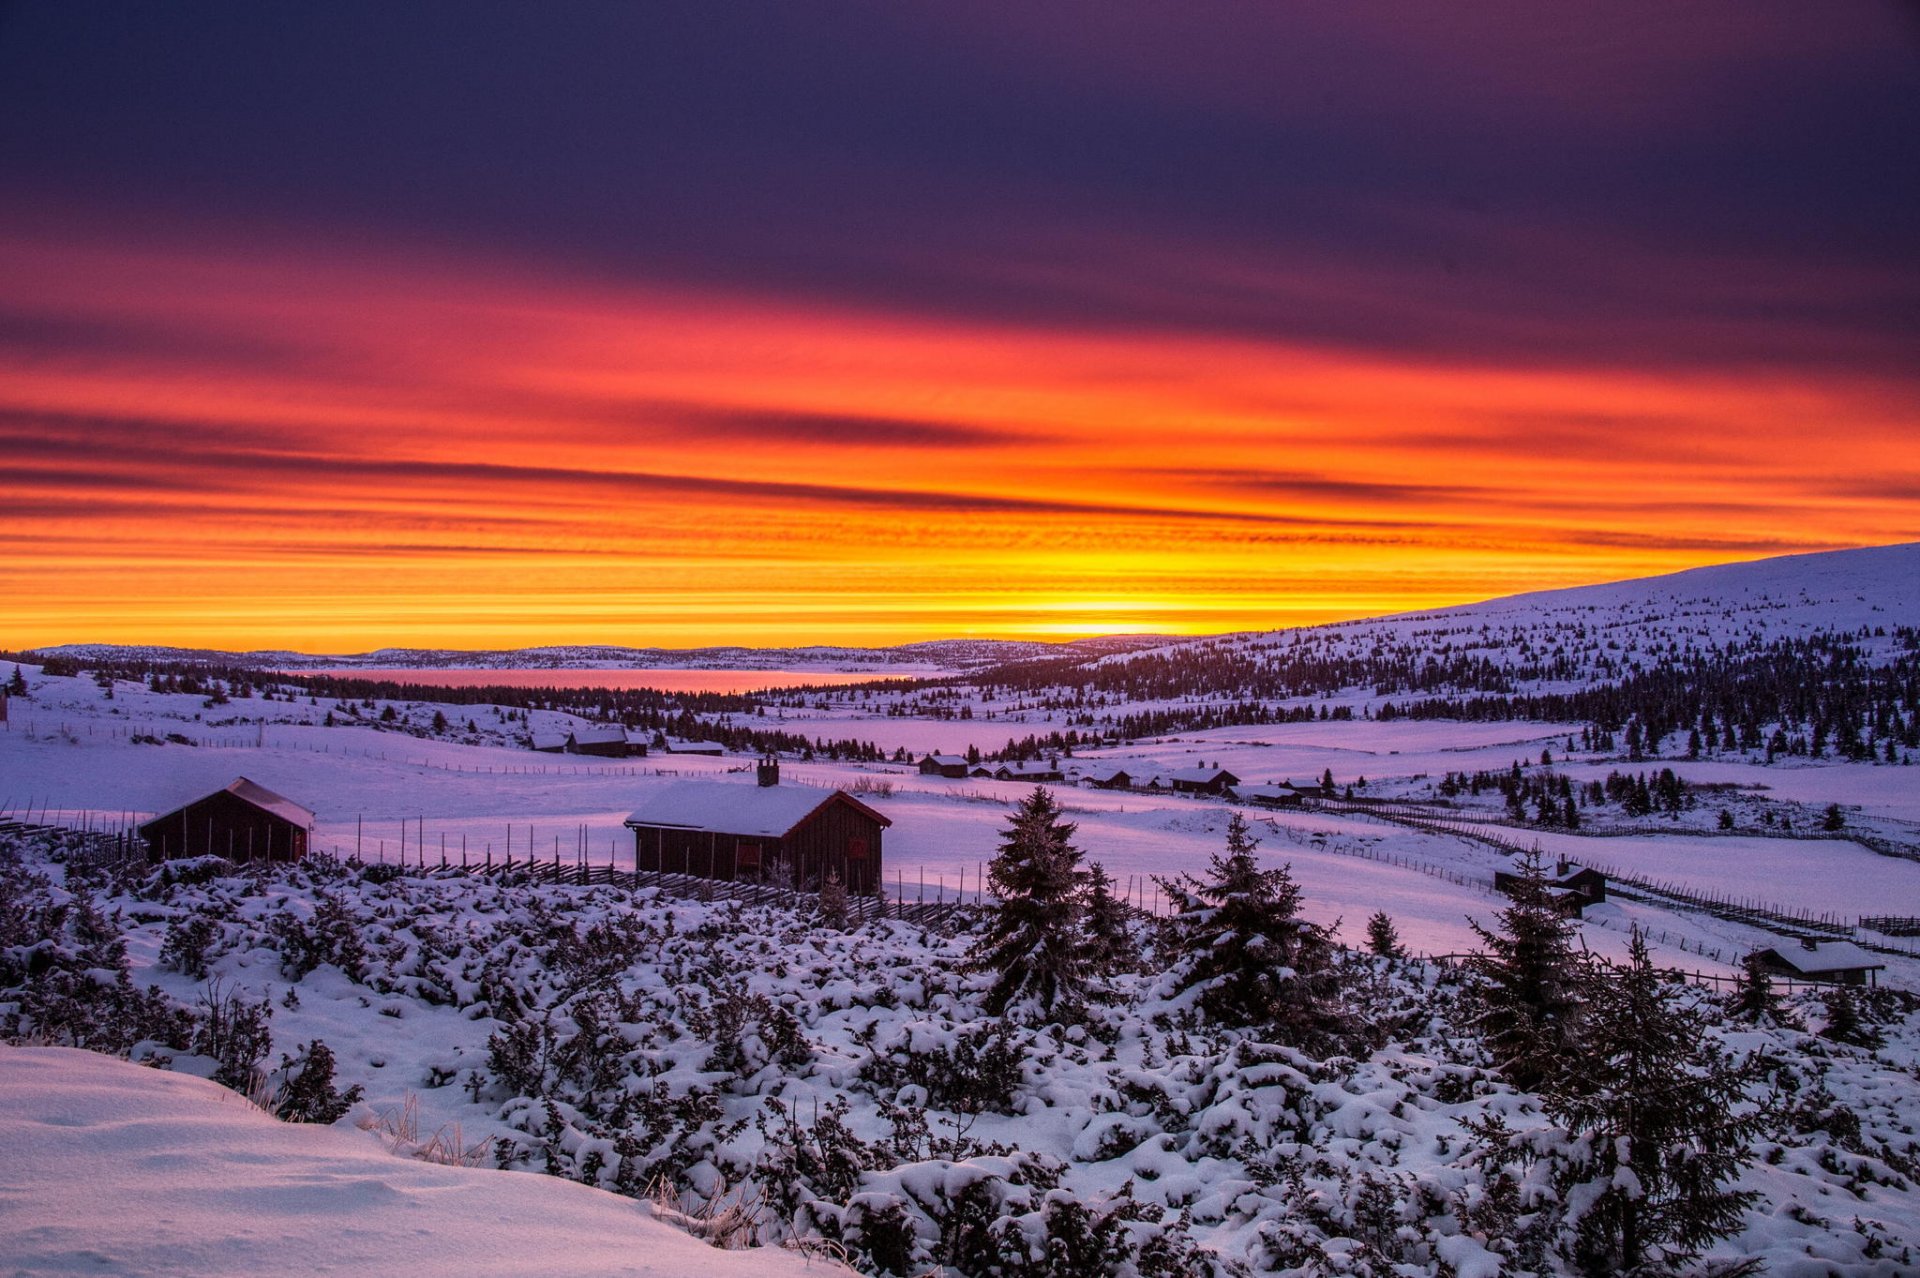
(144, 776, 314, 830)
(1077, 765, 1131, 782)
(568, 726, 627, 746)
(625, 780, 891, 838)
(529, 731, 570, 750)
(1752, 940, 1884, 975)
(922, 753, 969, 767)
(1231, 783, 1297, 801)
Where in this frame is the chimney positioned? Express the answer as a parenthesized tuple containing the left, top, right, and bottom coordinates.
(1800, 936, 1818, 951)
(757, 754, 780, 787)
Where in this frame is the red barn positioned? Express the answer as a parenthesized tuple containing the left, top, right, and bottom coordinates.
(624, 759, 888, 894)
(139, 777, 313, 863)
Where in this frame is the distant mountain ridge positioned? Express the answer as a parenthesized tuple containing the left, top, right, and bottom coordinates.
(30, 634, 1176, 674)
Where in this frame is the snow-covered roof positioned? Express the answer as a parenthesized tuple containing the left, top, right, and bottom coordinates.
(1167, 766, 1237, 783)
(662, 738, 727, 753)
(624, 727, 655, 744)
(529, 731, 569, 750)
(922, 753, 969, 767)
(1077, 765, 1130, 782)
(147, 777, 314, 829)
(1753, 940, 1884, 974)
(567, 726, 627, 746)
(1231, 783, 1298, 802)
(625, 780, 890, 837)
(997, 761, 1062, 777)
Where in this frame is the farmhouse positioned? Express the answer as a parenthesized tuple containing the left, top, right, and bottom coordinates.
(1166, 766, 1241, 795)
(1746, 938, 1884, 987)
(917, 753, 970, 779)
(625, 757, 889, 894)
(1078, 765, 1133, 790)
(138, 777, 313, 864)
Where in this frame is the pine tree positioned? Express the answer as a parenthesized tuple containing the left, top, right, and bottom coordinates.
(1158, 813, 1342, 1045)
(817, 870, 850, 931)
(1727, 954, 1787, 1025)
(1080, 861, 1135, 976)
(964, 787, 1092, 1018)
(6, 665, 27, 697)
(1470, 848, 1588, 1091)
(1819, 985, 1880, 1048)
(1549, 928, 1764, 1275)
(1365, 910, 1405, 960)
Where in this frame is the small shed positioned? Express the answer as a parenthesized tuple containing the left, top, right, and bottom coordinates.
(1078, 766, 1133, 790)
(1167, 766, 1241, 795)
(625, 761, 890, 894)
(918, 753, 970, 779)
(566, 725, 630, 758)
(1747, 939, 1884, 987)
(139, 777, 313, 864)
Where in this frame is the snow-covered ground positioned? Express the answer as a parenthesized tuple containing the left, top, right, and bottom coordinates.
(0, 1046, 845, 1277)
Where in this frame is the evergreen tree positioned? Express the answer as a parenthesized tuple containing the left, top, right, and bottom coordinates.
(1365, 909, 1405, 960)
(1158, 813, 1343, 1045)
(6, 665, 26, 697)
(1727, 954, 1787, 1025)
(817, 870, 850, 931)
(964, 787, 1091, 1018)
(1548, 929, 1764, 1275)
(1080, 861, 1135, 976)
(1470, 848, 1588, 1091)
(1819, 985, 1880, 1048)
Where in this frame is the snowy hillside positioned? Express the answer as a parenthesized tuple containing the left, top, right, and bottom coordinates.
(0, 1046, 847, 1277)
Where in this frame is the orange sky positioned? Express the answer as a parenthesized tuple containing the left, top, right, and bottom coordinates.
(3, 222, 1917, 651)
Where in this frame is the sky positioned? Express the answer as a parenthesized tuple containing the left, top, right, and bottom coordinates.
(2, 2, 1917, 651)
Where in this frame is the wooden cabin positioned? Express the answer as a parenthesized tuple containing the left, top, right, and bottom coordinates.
(994, 760, 1065, 783)
(1167, 766, 1241, 796)
(1230, 782, 1303, 808)
(1493, 858, 1608, 916)
(1747, 938, 1884, 987)
(661, 737, 727, 756)
(1078, 766, 1133, 790)
(566, 725, 631, 758)
(528, 731, 569, 753)
(625, 758, 889, 894)
(139, 777, 313, 864)
(917, 753, 971, 779)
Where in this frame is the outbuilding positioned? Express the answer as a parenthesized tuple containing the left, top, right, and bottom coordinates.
(139, 777, 313, 864)
(1078, 766, 1133, 790)
(1746, 938, 1884, 987)
(625, 758, 889, 894)
(994, 760, 1065, 783)
(1231, 783, 1303, 808)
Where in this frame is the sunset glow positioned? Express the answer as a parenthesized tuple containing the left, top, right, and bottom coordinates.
(2, 4, 1915, 650)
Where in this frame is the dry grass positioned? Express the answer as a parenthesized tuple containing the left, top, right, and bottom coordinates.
(647, 1175, 767, 1250)
(356, 1091, 491, 1168)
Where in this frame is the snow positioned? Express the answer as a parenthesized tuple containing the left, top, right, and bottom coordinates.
(0, 1045, 844, 1278)
(1752, 940, 1885, 976)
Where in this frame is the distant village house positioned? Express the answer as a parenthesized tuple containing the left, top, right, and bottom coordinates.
(917, 753, 970, 779)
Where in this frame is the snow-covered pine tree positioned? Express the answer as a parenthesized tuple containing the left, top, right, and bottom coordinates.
(817, 869, 850, 931)
(6, 665, 27, 697)
(1469, 847, 1588, 1091)
(1080, 861, 1135, 976)
(1365, 910, 1405, 960)
(1547, 927, 1763, 1276)
(963, 787, 1092, 1017)
(1157, 812, 1342, 1045)
(1727, 953, 1786, 1025)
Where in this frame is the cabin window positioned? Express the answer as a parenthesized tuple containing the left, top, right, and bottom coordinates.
(736, 841, 762, 869)
(847, 837, 868, 861)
